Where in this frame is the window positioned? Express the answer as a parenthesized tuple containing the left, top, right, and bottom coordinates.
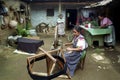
(46, 9, 54, 16)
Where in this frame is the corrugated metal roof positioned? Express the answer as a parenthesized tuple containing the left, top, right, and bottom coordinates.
(84, 0, 112, 8)
(21, 0, 103, 3)
(21, 0, 113, 8)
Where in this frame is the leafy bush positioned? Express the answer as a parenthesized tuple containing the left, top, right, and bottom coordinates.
(16, 24, 29, 37)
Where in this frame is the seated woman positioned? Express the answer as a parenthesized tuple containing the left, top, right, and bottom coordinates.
(64, 25, 88, 77)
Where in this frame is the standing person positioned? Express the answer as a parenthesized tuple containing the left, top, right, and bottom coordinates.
(56, 14, 65, 37)
(64, 25, 88, 77)
(98, 13, 116, 50)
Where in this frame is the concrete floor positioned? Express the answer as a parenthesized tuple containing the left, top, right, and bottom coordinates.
(0, 32, 120, 80)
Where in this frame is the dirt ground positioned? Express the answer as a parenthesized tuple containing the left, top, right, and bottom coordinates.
(0, 30, 120, 80)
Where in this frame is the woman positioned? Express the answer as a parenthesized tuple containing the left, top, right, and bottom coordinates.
(64, 25, 88, 77)
(56, 14, 65, 37)
(98, 13, 116, 50)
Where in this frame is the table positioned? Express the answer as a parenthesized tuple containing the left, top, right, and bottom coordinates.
(17, 37, 44, 53)
(80, 25, 112, 47)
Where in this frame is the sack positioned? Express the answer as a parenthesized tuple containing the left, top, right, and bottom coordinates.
(9, 20, 18, 28)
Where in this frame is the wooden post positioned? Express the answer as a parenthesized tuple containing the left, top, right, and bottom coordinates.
(58, 0, 62, 14)
(39, 48, 57, 74)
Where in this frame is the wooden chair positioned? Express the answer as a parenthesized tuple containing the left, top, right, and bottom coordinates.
(79, 50, 87, 70)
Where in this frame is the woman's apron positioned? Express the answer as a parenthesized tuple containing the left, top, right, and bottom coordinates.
(64, 36, 83, 76)
(104, 25, 116, 46)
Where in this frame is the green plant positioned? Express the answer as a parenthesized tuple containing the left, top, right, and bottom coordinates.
(16, 24, 29, 37)
(25, 21, 32, 30)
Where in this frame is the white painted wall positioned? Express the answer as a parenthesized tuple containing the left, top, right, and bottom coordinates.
(30, 4, 65, 28)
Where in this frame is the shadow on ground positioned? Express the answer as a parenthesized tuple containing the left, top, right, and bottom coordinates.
(103, 48, 120, 74)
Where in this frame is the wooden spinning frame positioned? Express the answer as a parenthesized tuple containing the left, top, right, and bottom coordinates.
(27, 47, 71, 79)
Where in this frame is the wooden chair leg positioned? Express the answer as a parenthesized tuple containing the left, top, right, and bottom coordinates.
(46, 57, 51, 75)
(80, 55, 86, 70)
(66, 68, 71, 79)
(57, 59, 71, 79)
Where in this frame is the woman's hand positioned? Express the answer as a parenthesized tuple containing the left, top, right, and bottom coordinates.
(64, 43, 73, 46)
(66, 47, 73, 54)
(66, 47, 72, 51)
(67, 47, 82, 52)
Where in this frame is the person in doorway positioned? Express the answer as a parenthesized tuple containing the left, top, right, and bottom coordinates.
(64, 25, 88, 77)
(98, 13, 116, 50)
(56, 14, 65, 37)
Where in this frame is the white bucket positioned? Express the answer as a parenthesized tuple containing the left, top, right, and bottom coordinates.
(29, 29, 37, 36)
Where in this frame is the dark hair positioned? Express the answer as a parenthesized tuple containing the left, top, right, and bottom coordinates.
(98, 13, 106, 17)
(73, 25, 82, 33)
(58, 14, 63, 17)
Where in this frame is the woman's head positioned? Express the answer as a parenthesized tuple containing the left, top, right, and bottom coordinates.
(58, 14, 63, 19)
(98, 13, 106, 20)
(73, 25, 82, 36)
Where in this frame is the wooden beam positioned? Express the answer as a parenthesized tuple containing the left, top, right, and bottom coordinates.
(39, 48, 56, 63)
(32, 2, 95, 5)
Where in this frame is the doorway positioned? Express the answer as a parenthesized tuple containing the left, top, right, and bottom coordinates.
(66, 9, 77, 30)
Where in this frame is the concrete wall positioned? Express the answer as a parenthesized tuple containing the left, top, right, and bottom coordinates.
(29, 4, 93, 28)
(30, 4, 66, 28)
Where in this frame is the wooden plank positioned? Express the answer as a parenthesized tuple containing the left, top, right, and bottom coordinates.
(46, 57, 50, 75)
(31, 2, 94, 5)
(39, 48, 56, 62)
